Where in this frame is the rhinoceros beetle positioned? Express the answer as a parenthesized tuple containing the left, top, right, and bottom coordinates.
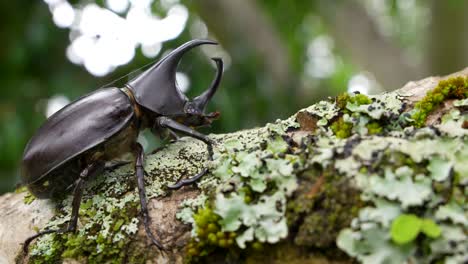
(21, 39, 223, 251)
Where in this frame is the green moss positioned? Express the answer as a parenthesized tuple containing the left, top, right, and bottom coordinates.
(412, 76, 468, 127)
(29, 196, 139, 264)
(330, 93, 374, 138)
(366, 121, 383, 135)
(330, 117, 353, 138)
(23, 191, 36, 205)
(336, 93, 352, 110)
(287, 169, 364, 249)
(336, 92, 372, 110)
(351, 93, 373, 105)
(185, 206, 238, 263)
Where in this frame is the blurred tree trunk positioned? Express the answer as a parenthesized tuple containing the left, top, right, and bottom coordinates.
(425, 0, 468, 76)
(317, 0, 421, 91)
(187, 0, 299, 117)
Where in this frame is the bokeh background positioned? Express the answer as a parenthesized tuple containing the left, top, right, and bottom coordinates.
(1, 0, 467, 194)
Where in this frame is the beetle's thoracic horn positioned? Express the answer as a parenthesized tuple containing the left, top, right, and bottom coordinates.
(193, 58, 223, 112)
(126, 39, 218, 115)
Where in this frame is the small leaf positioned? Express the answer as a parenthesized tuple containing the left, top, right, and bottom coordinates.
(420, 219, 441, 238)
(391, 214, 422, 245)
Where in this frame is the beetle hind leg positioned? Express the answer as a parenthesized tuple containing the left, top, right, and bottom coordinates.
(134, 143, 166, 250)
(22, 162, 102, 253)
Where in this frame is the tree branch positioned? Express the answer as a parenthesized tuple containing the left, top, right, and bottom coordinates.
(2, 68, 467, 264)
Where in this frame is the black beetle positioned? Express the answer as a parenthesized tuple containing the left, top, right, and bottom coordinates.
(21, 39, 223, 251)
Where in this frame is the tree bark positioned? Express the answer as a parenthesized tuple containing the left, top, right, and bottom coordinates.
(1, 68, 467, 264)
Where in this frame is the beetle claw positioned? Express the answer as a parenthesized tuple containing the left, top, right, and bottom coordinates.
(142, 222, 166, 251)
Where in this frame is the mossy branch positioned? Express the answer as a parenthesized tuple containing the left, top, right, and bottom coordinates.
(1, 68, 467, 264)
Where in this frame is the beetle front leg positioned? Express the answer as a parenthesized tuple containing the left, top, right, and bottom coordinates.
(134, 143, 165, 250)
(23, 163, 101, 253)
(156, 117, 214, 189)
(156, 116, 215, 160)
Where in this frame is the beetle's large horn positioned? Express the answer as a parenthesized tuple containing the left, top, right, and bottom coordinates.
(126, 39, 218, 115)
(193, 58, 223, 112)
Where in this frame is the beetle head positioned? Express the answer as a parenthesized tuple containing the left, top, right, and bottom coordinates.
(126, 39, 223, 127)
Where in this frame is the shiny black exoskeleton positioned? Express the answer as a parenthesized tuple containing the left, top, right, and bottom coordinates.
(21, 39, 223, 251)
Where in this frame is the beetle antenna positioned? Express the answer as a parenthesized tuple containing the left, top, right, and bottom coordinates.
(97, 60, 158, 89)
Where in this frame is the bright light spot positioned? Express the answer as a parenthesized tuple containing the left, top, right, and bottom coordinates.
(52, 1, 75, 28)
(43, 0, 191, 76)
(128, 4, 188, 45)
(190, 19, 208, 39)
(142, 42, 162, 58)
(305, 35, 336, 78)
(69, 35, 94, 64)
(43, 0, 62, 5)
(84, 51, 113, 77)
(66, 45, 82, 64)
(347, 73, 371, 95)
(158, 4, 189, 41)
(106, 0, 129, 13)
(176, 72, 190, 93)
(46, 95, 70, 118)
(129, 0, 152, 8)
(80, 4, 125, 37)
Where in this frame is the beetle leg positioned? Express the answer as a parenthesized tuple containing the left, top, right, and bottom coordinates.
(156, 116, 215, 160)
(168, 129, 180, 141)
(167, 168, 208, 190)
(105, 160, 132, 170)
(156, 117, 215, 188)
(134, 143, 165, 250)
(23, 163, 101, 253)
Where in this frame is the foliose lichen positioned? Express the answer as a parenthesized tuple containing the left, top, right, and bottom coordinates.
(26, 138, 208, 263)
(177, 76, 467, 263)
(177, 120, 304, 262)
(25, 75, 467, 263)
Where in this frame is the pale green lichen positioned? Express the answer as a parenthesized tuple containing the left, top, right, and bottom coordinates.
(177, 120, 304, 261)
(27, 136, 210, 263)
(290, 83, 467, 263)
(25, 76, 467, 263)
(177, 83, 465, 262)
(301, 100, 339, 126)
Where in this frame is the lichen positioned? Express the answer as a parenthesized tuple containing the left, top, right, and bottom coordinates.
(177, 82, 467, 263)
(23, 75, 468, 263)
(29, 165, 142, 263)
(26, 137, 207, 263)
(177, 121, 304, 262)
(326, 92, 405, 138)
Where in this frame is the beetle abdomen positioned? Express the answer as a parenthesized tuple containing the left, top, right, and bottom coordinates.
(21, 88, 135, 188)
(26, 158, 82, 199)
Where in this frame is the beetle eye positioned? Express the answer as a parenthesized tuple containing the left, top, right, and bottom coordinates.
(184, 102, 200, 115)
